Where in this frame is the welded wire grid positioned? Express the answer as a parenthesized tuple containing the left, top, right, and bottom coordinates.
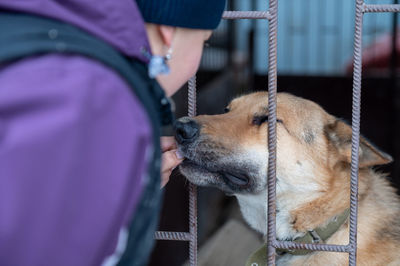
(267, 1, 400, 266)
(154, 2, 400, 266)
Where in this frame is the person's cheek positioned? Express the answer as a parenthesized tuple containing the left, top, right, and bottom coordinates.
(187, 44, 204, 78)
(166, 41, 204, 96)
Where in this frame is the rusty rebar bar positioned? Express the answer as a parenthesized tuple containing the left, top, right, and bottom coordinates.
(188, 76, 197, 118)
(188, 76, 198, 266)
(222, 11, 271, 20)
(273, 240, 350, 253)
(266, 0, 279, 265)
(348, 0, 364, 265)
(154, 231, 192, 241)
(363, 4, 400, 13)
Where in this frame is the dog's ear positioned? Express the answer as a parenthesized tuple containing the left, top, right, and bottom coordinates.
(325, 119, 393, 167)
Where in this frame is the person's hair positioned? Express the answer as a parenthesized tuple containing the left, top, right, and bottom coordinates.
(135, 0, 226, 30)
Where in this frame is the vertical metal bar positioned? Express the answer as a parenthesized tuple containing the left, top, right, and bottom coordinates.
(267, 0, 278, 264)
(349, 0, 364, 265)
(188, 184, 197, 266)
(188, 76, 198, 266)
(188, 76, 197, 118)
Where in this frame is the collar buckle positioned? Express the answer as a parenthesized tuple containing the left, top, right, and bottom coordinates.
(308, 230, 322, 244)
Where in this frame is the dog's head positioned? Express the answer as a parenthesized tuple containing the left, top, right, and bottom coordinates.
(175, 92, 392, 196)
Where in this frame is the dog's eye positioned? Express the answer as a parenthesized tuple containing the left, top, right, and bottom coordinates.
(224, 107, 230, 113)
(252, 116, 283, 125)
(252, 115, 269, 125)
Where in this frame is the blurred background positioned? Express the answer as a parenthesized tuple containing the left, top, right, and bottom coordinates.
(149, 0, 400, 265)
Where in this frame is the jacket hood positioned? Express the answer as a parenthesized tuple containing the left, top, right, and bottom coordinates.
(0, 0, 150, 62)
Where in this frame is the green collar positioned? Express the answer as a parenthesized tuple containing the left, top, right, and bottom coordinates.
(245, 209, 350, 265)
(277, 208, 350, 255)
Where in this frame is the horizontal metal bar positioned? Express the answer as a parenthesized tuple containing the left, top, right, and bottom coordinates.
(273, 240, 351, 253)
(222, 11, 271, 20)
(154, 231, 192, 241)
(363, 4, 400, 13)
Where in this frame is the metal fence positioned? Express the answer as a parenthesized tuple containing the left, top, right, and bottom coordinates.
(155, 1, 400, 265)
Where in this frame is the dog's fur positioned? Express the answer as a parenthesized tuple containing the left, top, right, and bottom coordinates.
(175, 92, 400, 265)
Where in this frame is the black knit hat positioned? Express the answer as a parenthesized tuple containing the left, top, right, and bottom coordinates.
(135, 0, 226, 30)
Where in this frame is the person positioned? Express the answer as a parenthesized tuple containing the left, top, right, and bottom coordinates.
(0, 0, 226, 266)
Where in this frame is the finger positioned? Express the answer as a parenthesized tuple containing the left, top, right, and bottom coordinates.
(161, 136, 177, 152)
(161, 150, 183, 172)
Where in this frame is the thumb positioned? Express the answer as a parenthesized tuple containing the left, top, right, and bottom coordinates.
(162, 149, 184, 173)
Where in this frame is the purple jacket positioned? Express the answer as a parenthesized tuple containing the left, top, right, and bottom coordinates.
(0, 1, 153, 265)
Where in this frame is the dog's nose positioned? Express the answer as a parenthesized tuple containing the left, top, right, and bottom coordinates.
(174, 118, 199, 144)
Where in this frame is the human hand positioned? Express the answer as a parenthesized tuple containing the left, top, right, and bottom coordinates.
(160, 136, 184, 188)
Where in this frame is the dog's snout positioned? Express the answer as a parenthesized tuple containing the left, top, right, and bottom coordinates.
(174, 118, 199, 144)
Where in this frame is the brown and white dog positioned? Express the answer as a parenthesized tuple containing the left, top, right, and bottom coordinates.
(174, 92, 400, 265)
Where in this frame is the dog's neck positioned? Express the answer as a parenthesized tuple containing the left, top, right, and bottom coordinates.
(235, 191, 268, 234)
(235, 184, 323, 240)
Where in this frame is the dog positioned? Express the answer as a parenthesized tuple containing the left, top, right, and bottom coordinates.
(174, 92, 400, 265)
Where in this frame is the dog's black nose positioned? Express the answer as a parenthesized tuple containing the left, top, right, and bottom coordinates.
(174, 118, 199, 144)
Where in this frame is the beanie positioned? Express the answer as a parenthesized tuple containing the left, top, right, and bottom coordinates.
(135, 0, 226, 30)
